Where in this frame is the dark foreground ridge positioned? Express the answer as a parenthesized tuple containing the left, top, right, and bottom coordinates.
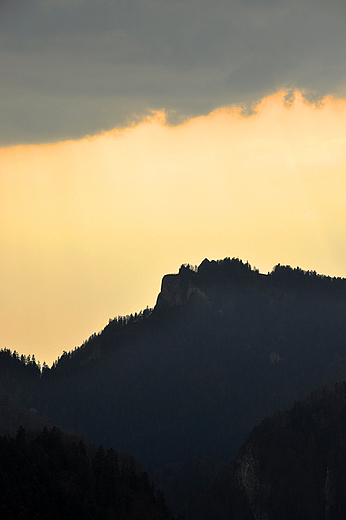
(187, 381, 346, 520)
(2, 257, 346, 515)
(0, 426, 173, 520)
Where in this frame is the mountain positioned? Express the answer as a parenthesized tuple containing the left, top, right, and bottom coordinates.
(186, 381, 346, 520)
(3, 257, 346, 511)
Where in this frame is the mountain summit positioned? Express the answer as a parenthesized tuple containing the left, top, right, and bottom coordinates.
(155, 261, 208, 309)
(155, 257, 257, 309)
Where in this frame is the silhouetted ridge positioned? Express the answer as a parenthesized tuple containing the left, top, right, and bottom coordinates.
(48, 258, 346, 372)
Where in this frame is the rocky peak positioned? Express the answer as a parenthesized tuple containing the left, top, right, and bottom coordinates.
(154, 256, 255, 311)
(155, 262, 208, 310)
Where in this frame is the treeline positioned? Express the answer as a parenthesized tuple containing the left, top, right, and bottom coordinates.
(0, 425, 173, 520)
(0, 348, 42, 373)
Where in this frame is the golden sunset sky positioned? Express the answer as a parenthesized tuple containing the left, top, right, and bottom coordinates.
(2, 91, 346, 364)
(2, 1, 346, 364)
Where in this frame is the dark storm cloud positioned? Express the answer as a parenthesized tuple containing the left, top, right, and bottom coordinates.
(1, 0, 346, 144)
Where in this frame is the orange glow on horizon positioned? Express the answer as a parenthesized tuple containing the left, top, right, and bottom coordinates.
(1, 90, 346, 364)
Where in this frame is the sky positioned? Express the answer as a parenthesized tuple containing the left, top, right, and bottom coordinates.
(2, 0, 346, 365)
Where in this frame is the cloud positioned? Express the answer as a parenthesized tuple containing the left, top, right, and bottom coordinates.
(1, 0, 346, 144)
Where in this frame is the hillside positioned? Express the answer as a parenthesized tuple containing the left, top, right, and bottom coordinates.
(3, 257, 346, 511)
(0, 425, 173, 520)
(186, 381, 346, 520)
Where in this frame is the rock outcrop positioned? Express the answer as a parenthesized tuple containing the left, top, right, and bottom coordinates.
(155, 263, 208, 310)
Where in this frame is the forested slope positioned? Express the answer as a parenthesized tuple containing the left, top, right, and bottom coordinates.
(0, 426, 173, 520)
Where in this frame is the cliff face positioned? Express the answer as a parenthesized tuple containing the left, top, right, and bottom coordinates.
(237, 444, 270, 520)
(155, 274, 185, 308)
(155, 265, 208, 310)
